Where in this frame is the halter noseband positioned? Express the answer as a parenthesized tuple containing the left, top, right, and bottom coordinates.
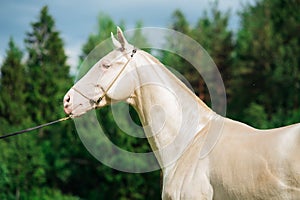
(72, 48, 137, 110)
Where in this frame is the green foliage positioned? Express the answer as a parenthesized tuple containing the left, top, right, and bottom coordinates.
(128, 21, 150, 51)
(161, 5, 234, 111)
(0, 38, 28, 125)
(161, 10, 201, 98)
(192, 4, 234, 94)
(192, 3, 234, 111)
(231, 0, 300, 127)
(242, 102, 268, 129)
(0, 6, 79, 199)
(21, 187, 79, 200)
(25, 5, 72, 123)
(171, 9, 190, 33)
(0, 127, 47, 199)
(80, 13, 124, 61)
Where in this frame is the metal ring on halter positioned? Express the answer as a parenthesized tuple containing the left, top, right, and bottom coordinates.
(131, 48, 137, 57)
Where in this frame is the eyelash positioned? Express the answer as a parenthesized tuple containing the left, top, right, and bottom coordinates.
(102, 64, 111, 69)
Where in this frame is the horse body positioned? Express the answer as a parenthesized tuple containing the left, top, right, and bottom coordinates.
(163, 116, 300, 200)
(210, 119, 300, 200)
(63, 27, 300, 199)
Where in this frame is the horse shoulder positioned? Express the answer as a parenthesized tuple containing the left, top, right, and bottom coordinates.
(162, 127, 214, 199)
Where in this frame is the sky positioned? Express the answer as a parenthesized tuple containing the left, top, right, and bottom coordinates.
(0, 0, 256, 69)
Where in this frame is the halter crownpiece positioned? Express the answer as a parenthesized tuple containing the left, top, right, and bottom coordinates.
(70, 48, 138, 117)
(95, 48, 137, 105)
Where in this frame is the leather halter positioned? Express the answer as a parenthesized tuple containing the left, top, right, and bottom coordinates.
(72, 48, 137, 109)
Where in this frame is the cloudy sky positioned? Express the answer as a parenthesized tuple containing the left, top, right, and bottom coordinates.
(0, 0, 255, 69)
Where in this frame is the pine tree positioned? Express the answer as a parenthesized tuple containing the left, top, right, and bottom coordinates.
(128, 21, 150, 50)
(24, 5, 76, 192)
(192, 4, 234, 105)
(161, 10, 202, 97)
(171, 9, 190, 34)
(232, 0, 300, 127)
(25, 6, 72, 123)
(162, 8, 234, 113)
(0, 38, 49, 200)
(0, 38, 27, 125)
(80, 13, 118, 61)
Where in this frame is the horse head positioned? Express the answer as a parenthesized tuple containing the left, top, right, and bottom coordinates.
(63, 27, 138, 117)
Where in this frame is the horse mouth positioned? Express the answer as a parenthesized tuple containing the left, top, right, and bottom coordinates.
(68, 111, 85, 119)
(64, 106, 72, 115)
(64, 103, 89, 118)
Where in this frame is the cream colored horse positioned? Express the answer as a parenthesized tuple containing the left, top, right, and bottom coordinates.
(63, 27, 300, 199)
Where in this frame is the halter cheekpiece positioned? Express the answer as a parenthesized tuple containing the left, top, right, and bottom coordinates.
(72, 48, 138, 114)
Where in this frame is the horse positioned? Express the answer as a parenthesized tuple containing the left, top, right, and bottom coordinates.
(63, 27, 300, 200)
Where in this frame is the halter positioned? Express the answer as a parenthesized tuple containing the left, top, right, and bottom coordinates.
(72, 48, 137, 112)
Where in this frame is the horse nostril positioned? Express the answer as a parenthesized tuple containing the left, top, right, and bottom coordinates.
(65, 94, 71, 103)
(63, 94, 72, 114)
(64, 94, 72, 111)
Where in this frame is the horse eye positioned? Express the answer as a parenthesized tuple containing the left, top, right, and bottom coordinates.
(102, 64, 111, 69)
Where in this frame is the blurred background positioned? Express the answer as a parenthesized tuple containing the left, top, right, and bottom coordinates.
(0, 0, 299, 199)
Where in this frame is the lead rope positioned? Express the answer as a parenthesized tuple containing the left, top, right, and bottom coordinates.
(0, 49, 137, 140)
(0, 116, 70, 139)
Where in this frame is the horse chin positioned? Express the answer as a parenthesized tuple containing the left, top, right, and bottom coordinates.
(69, 98, 110, 118)
(69, 105, 94, 118)
(69, 111, 87, 119)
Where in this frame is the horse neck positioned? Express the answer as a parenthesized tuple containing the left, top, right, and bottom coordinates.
(130, 51, 215, 169)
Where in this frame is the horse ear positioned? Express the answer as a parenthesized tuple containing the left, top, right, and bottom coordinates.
(117, 26, 128, 51)
(111, 32, 121, 49)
